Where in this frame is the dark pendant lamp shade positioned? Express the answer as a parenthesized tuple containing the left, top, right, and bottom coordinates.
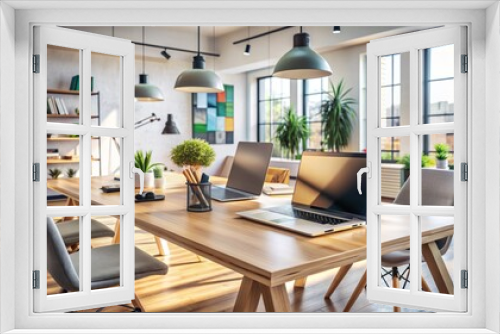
(135, 27, 165, 102)
(273, 32, 332, 79)
(174, 27, 224, 93)
(135, 74, 165, 102)
(162, 114, 180, 134)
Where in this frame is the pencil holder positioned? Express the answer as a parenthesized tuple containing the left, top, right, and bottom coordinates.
(186, 182, 212, 212)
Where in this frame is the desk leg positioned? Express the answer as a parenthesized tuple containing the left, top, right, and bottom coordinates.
(261, 284, 291, 312)
(154, 236, 170, 256)
(233, 277, 261, 312)
(422, 241, 453, 294)
(113, 218, 121, 244)
(294, 277, 307, 288)
(325, 264, 353, 298)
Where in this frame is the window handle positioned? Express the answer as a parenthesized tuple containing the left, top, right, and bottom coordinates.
(130, 162, 144, 194)
(357, 164, 371, 195)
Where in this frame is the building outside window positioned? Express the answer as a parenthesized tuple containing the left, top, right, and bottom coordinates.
(302, 77, 329, 150)
(257, 76, 291, 157)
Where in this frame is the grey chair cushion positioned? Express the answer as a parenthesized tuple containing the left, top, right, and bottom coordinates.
(57, 219, 115, 246)
(70, 245, 169, 290)
(381, 250, 411, 268)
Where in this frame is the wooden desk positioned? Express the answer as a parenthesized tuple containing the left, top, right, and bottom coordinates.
(47, 176, 454, 312)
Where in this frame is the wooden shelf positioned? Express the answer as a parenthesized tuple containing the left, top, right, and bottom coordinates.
(47, 137, 79, 142)
(47, 114, 99, 119)
(47, 88, 99, 96)
(47, 157, 100, 164)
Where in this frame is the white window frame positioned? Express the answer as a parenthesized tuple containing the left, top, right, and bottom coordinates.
(1, 3, 498, 333)
(33, 25, 136, 312)
(365, 26, 467, 312)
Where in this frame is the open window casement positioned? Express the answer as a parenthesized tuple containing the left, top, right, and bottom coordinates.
(365, 26, 467, 312)
(33, 26, 137, 312)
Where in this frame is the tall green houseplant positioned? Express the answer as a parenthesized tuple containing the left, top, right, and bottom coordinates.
(274, 107, 310, 159)
(320, 80, 357, 152)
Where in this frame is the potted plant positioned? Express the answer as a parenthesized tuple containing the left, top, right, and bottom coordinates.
(134, 150, 164, 188)
(320, 79, 357, 152)
(48, 168, 62, 180)
(434, 143, 449, 169)
(153, 166, 165, 189)
(397, 154, 434, 181)
(274, 107, 310, 160)
(171, 139, 215, 181)
(66, 168, 77, 178)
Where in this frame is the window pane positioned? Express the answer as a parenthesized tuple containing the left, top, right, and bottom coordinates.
(47, 133, 81, 207)
(380, 52, 409, 127)
(92, 136, 121, 206)
(429, 45, 454, 80)
(379, 215, 411, 291)
(308, 122, 322, 150)
(305, 78, 324, 94)
(258, 78, 270, 101)
(47, 45, 81, 125)
(259, 101, 271, 123)
(305, 94, 323, 121)
(420, 216, 454, 295)
(380, 136, 410, 204)
(424, 80, 454, 124)
(91, 52, 121, 128)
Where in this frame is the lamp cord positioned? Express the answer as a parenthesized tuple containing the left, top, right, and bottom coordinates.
(300, 26, 303, 33)
(142, 26, 145, 74)
(197, 26, 201, 56)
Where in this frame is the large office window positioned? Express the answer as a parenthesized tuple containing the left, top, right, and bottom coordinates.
(380, 54, 402, 161)
(303, 77, 329, 150)
(257, 76, 291, 156)
(422, 45, 455, 158)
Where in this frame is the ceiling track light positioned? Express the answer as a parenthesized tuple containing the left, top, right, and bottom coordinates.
(273, 26, 332, 79)
(333, 26, 341, 34)
(161, 49, 171, 60)
(174, 26, 224, 93)
(244, 44, 251, 56)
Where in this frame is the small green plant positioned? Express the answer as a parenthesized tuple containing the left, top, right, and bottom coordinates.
(153, 166, 164, 179)
(320, 79, 357, 152)
(397, 154, 434, 170)
(274, 107, 310, 159)
(135, 150, 164, 173)
(434, 143, 449, 161)
(49, 168, 62, 179)
(66, 168, 77, 178)
(171, 139, 216, 167)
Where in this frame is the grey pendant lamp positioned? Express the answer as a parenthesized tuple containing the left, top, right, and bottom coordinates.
(162, 114, 180, 134)
(174, 26, 224, 93)
(135, 27, 165, 102)
(273, 27, 332, 79)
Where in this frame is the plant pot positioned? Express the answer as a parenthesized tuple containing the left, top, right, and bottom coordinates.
(136, 171, 154, 188)
(436, 159, 448, 170)
(154, 177, 165, 189)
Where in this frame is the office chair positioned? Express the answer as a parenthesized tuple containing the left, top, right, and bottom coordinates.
(325, 168, 454, 312)
(47, 217, 168, 312)
(55, 218, 115, 252)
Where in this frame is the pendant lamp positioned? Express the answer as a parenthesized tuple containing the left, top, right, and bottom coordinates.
(174, 26, 224, 93)
(162, 114, 180, 134)
(273, 27, 332, 79)
(135, 27, 165, 102)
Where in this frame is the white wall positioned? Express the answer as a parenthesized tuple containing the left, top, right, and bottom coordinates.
(0, 2, 16, 333)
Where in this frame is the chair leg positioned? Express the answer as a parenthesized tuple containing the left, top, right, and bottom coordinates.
(154, 236, 170, 256)
(391, 267, 401, 312)
(421, 276, 431, 292)
(131, 293, 145, 312)
(325, 264, 353, 298)
(343, 270, 367, 312)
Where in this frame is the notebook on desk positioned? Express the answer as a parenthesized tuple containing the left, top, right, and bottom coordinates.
(237, 152, 367, 237)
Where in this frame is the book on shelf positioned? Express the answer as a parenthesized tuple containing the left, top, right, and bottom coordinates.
(69, 75, 95, 92)
(47, 148, 60, 158)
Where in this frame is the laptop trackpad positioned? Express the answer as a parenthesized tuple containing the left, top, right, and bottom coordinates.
(249, 212, 289, 221)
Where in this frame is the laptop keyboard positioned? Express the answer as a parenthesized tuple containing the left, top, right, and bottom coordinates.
(212, 187, 250, 199)
(268, 206, 347, 225)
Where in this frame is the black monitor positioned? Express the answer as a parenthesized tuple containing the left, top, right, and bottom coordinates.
(292, 151, 367, 220)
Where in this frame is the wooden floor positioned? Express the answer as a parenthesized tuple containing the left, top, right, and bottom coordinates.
(47, 217, 454, 313)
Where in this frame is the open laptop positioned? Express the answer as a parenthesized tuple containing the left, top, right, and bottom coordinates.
(237, 151, 367, 237)
(211, 142, 274, 202)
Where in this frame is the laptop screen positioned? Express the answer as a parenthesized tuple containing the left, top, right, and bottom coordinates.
(292, 152, 367, 220)
(226, 142, 274, 195)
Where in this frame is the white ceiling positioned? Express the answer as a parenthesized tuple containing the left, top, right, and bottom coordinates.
(4, 0, 496, 10)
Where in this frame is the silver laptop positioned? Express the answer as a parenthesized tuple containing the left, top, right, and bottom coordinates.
(237, 152, 367, 237)
(211, 142, 273, 202)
